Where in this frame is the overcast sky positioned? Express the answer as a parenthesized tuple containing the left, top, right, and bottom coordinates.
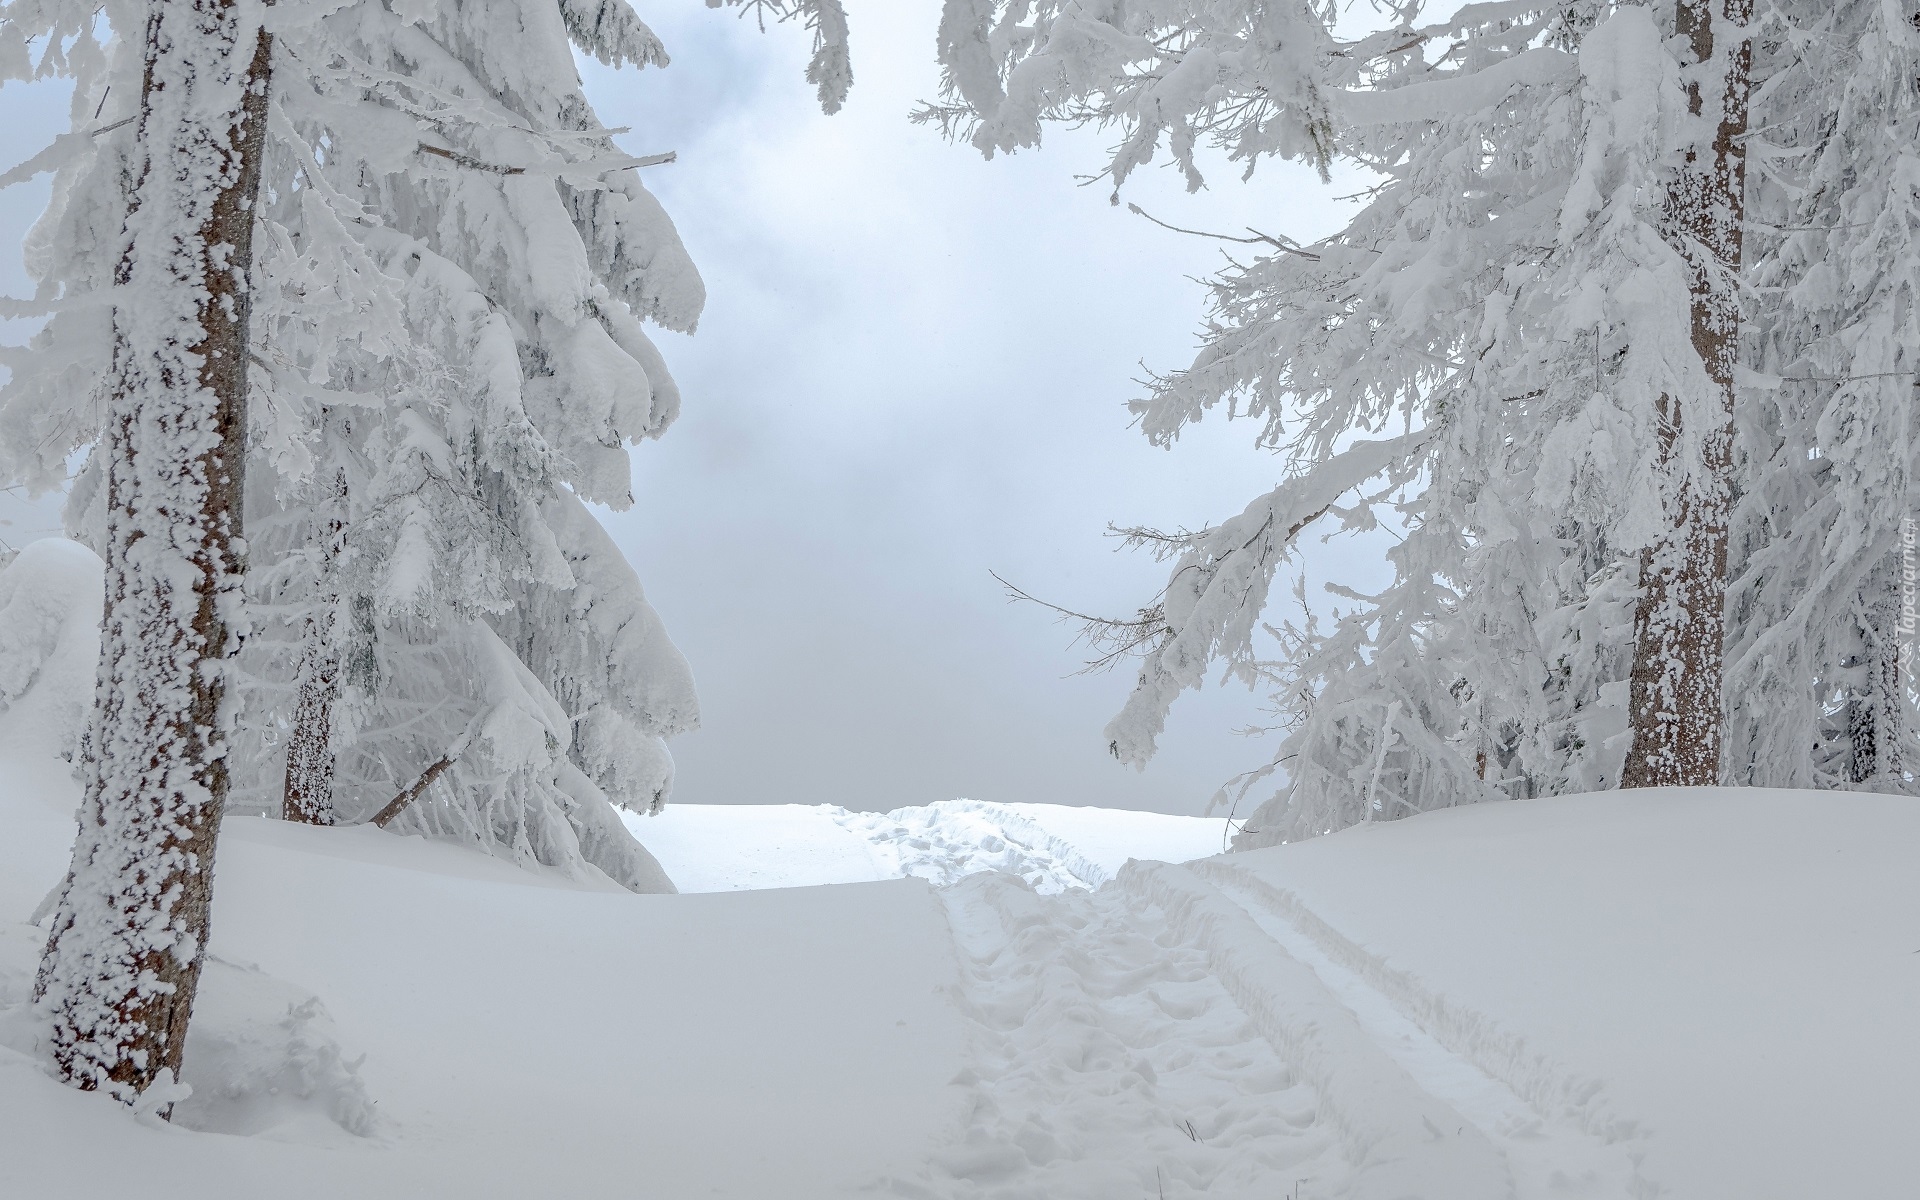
(0, 2, 1385, 816)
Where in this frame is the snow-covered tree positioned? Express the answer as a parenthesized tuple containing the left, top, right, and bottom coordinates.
(1723, 0, 1920, 790)
(10, 0, 847, 888)
(2, 0, 273, 1107)
(215, 0, 839, 885)
(933, 0, 1917, 844)
(1, 0, 851, 1100)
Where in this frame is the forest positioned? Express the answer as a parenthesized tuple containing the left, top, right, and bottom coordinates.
(0, 2, 1913, 1197)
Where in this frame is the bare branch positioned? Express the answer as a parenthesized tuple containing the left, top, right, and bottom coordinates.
(368, 727, 474, 827)
(416, 144, 676, 177)
(417, 143, 524, 175)
(991, 570, 1172, 675)
(1125, 203, 1321, 260)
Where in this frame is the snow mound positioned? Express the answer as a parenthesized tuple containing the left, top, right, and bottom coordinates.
(622, 803, 899, 891)
(831, 799, 1113, 893)
(171, 956, 377, 1140)
(0, 538, 102, 761)
(1220, 787, 1920, 1198)
(630, 800, 1225, 893)
(0, 926, 375, 1143)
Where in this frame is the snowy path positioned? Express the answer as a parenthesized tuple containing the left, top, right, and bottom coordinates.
(6, 787, 1914, 1196)
(640, 800, 1653, 1197)
(831, 800, 1113, 893)
(891, 855, 1568, 1199)
(892, 868, 1347, 1198)
(631, 799, 1225, 893)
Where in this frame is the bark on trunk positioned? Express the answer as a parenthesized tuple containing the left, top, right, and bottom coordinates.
(282, 470, 347, 825)
(282, 620, 342, 823)
(34, 4, 272, 1109)
(1620, 0, 1751, 790)
(1844, 564, 1904, 785)
(369, 753, 458, 829)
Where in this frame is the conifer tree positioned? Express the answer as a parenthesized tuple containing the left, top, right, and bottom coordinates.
(0, 0, 853, 1100)
(932, 0, 1916, 843)
(1618, 0, 1751, 789)
(8, 0, 272, 1107)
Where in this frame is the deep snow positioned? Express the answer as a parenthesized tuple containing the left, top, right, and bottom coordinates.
(1215, 791, 1920, 1199)
(3, 726, 1916, 1196)
(2, 791, 967, 1198)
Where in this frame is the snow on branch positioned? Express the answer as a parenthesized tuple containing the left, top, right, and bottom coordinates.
(711, 0, 853, 114)
(1100, 430, 1431, 767)
(560, 0, 671, 70)
(928, 0, 1339, 191)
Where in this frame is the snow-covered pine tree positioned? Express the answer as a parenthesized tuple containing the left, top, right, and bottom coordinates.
(1617, 0, 1751, 790)
(932, 0, 1915, 843)
(3, 0, 272, 1106)
(1, 4, 856, 1098)
(210, 0, 838, 886)
(4, 0, 851, 937)
(1724, 1, 1920, 790)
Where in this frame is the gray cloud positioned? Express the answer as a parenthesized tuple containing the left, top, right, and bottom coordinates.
(589, 2, 1382, 815)
(0, 2, 1385, 817)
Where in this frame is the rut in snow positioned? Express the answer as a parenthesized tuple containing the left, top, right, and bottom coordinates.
(892, 861, 1542, 1199)
(1191, 859, 1658, 1200)
(844, 804, 1655, 1198)
(888, 868, 1344, 1199)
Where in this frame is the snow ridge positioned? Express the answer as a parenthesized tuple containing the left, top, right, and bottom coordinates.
(830, 800, 1111, 893)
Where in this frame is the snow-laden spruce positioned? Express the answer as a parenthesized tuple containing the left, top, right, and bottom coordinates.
(0, 0, 849, 1104)
(3, 0, 845, 897)
(933, 0, 1916, 843)
(1725, 3, 1920, 790)
(210, 0, 713, 888)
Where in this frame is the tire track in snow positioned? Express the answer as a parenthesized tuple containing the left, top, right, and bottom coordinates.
(1192, 859, 1658, 1199)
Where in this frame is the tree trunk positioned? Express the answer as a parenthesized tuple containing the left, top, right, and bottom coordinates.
(34, 4, 272, 1109)
(1844, 563, 1904, 785)
(283, 470, 347, 825)
(369, 753, 459, 829)
(1620, 0, 1751, 790)
(281, 609, 342, 825)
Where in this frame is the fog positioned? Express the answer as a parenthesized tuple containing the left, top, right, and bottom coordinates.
(0, 1, 1386, 816)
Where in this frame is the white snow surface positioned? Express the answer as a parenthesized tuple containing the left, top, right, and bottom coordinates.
(627, 798, 1227, 892)
(2, 741, 1915, 1197)
(0, 768, 966, 1197)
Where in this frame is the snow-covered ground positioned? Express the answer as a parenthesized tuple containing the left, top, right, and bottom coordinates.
(628, 799, 1228, 893)
(3, 755, 1916, 1197)
(1, 779, 967, 1198)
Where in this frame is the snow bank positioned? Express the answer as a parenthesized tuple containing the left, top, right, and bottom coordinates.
(1222, 788, 1920, 1199)
(170, 957, 376, 1140)
(0, 767, 965, 1198)
(624, 802, 898, 890)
